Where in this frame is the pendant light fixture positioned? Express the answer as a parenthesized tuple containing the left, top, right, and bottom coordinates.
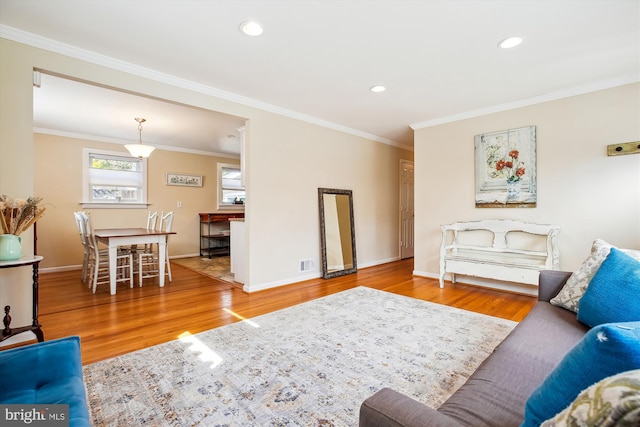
(125, 118, 156, 158)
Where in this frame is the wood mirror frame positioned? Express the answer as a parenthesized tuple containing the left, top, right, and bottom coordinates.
(318, 188, 357, 279)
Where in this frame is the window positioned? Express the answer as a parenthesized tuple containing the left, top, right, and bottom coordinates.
(82, 148, 148, 208)
(218, 163, 244, 209)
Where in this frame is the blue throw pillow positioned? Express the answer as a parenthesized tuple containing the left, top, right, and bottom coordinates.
(521, 321, 640, 427)
(577, 247, 640, 327)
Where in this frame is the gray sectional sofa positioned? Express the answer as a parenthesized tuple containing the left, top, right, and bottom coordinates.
(359, 270, 588, 427)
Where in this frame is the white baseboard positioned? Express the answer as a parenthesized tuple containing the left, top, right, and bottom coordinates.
(171, 253, 201, 259)
(40, 253, 200, 274)
(244, 257, 401, 293)
(413, 269, 438, 279)
(243, 271, 323, 293)
(41, 256, 405, 293)
(413, 271, 538, 296)
(359, 256, 400, 269)
(40, 265, 82, 274)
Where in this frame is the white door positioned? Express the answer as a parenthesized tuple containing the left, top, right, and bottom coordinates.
(400, 160, 414, 259)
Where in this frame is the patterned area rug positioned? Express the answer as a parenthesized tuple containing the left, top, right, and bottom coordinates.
(83, 287, 516, 426)
(171, 256, 236, 283)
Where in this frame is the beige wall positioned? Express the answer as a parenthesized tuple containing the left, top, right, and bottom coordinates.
(1, 38, 412, 297)
(245, 112, 412, 290)
(0, 38, 39, 333)
(413, 83, 640, 283)
(33, 133, 240, 268)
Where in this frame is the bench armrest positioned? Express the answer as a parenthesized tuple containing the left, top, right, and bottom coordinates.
(538, 270, 572, 302)
(360, 388, 463, 427)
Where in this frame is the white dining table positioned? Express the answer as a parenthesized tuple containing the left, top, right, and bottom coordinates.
(94, 228, 176, 295)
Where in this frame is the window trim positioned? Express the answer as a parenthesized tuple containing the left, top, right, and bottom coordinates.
(217, 162, 245, 210)
(81, 147, 149, 209)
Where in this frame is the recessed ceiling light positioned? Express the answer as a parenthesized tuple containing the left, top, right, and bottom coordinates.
(498, 36, 523, 49)
(370, 85, 386, 93)
(240, 21, 264, 36)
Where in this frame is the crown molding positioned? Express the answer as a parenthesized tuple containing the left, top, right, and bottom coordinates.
(1, 25, 403, 149)
(33, 127, 240, 159)
(410, 73, 640, 130)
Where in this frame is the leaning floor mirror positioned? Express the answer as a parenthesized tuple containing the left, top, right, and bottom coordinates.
(318, 188, 357, 279)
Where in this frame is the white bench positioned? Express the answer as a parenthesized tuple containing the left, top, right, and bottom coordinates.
(439, 219, 559, 289)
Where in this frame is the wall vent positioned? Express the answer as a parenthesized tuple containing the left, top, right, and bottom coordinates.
(299, 259, 315, 272)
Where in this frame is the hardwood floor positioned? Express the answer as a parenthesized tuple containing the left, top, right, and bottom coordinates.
(32, 258, 536, 365)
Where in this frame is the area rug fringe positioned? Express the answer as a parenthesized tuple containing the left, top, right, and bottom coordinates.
(83, 286, 516, 426)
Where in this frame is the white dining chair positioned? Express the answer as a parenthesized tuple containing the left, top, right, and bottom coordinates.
(73, 211, 90, 284)
(126, 210, 158, 274)
(83, 213, 134, 293)
(138, 211, 173, 285)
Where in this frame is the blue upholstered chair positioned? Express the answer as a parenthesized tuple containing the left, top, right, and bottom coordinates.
(0, 336, 91, 426)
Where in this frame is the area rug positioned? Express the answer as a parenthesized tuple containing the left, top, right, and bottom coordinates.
(83, 287, 516, 426)
(171, 256, 236, 283)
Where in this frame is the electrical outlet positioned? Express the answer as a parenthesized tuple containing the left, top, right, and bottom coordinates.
(177, 201, 183, 208)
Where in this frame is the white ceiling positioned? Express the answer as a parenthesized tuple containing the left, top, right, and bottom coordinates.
(1, 0, 639, 155)
(32, 73, 248, 156)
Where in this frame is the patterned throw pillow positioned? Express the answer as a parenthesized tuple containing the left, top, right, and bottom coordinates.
(540, 369, 640, 427)
(550, 239, 640, 313)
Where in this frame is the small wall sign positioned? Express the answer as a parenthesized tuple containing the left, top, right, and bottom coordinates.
(166, 173, 203, 187)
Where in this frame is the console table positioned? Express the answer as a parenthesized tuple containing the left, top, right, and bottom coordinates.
(1, 256, 44, 344)
(199, 212, 244, 258)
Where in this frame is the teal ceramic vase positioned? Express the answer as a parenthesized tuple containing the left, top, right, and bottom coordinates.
(0, 234, 22, 261)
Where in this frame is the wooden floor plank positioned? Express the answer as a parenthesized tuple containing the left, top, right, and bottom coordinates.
(27, 258, 536, 365)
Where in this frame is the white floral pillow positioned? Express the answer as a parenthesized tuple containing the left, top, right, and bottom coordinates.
(550, 239, 640, 313)
(541, 369, 640, 427)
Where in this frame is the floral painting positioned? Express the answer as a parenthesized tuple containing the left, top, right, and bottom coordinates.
(474, 126, 536, 208)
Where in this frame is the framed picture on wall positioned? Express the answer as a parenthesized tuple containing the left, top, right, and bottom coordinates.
(474, 125, 536, 208)
(166, 173, 203, 187)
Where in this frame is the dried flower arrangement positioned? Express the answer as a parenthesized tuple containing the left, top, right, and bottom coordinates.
(0, 195, 46, 235)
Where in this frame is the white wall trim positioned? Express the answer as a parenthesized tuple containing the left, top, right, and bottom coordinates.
(1, 25, 409, 150)
(243, 272, 323, 293)
(243, 257, 401, 293)
(412, 270, 438, 279)
(34, 127, 240, 159)
(40, 265, 82, 274)
(413, 270, 538, 297)
(40, 253, 201, 275)
(359, 256, 400, 269)
(410, 73, 640, 130)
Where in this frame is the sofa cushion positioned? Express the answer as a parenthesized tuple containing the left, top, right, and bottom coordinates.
(550, 239, 640, 313)
(436, 302, 587, 427)
(0, 336, 90, 427)
(577, 248, 640, 327)
(540, 369, 640, 427)
(521, 322, 640, 427)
